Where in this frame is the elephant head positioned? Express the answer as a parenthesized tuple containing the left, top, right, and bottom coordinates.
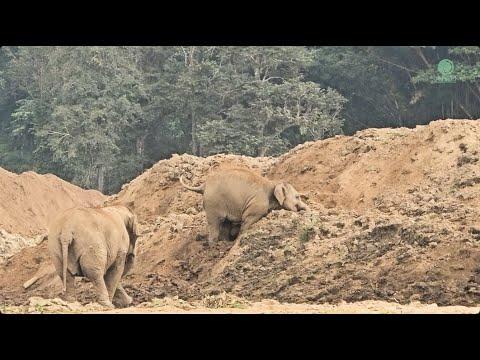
(124, 209, 138, 275)
(273, 182, 309, 212)
(110, 204, 138, 275)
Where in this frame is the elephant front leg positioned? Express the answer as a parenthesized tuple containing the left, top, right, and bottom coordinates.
(218, 220, 232, 241)
(229, 223, 241, 241)
(239, 215, 262, 236)
(240, 204, 267, 236)
(104, 251, 127, 303)
(112, 284, 133, 308)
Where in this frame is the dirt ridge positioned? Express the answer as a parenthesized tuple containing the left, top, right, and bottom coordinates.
(2, 119, 480, 309)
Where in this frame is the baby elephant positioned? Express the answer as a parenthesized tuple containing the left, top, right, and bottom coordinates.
(47, 205, 138, 308)
(180, 167, 309, 244)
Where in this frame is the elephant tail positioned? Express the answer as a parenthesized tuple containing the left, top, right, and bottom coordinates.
(60, 232, 73, 293)
(179, 175, 205, 194)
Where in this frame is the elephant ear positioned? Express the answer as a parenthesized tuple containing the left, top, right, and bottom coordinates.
(127, 213, 138, 252)
(274, 183, 287, 206)
(131, 215, 138, 238)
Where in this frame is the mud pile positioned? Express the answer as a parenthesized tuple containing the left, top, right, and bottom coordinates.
(0, 168, 106, 236)
(0, 229, 43, 264)
(2, 119, 480, 307)
(107, 153, 275, 222)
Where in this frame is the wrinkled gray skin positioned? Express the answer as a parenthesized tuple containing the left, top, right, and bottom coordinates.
(47, 205, 138, 309)
(180, 168, 309, 244)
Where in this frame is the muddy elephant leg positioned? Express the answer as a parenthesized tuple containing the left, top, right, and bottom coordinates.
(239, 205, 267, 239)
(86, 271, 113, 308)
(218, 220, 232, 241)
(229, 223, 241, 241)
(239, 215, 263, 234)
(80, 255, 113, 308)
(104, 251, 127, 302)
(206, 213, 222, 245)
(113, 284, 133, 308)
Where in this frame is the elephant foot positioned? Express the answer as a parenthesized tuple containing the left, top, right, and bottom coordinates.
(98, 299, 115, 309)
(113, 294, 133, 308)
(63, 294, 76, 303)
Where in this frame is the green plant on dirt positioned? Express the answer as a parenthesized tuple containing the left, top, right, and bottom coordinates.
(231, 301, 248, 309)
(34, 304, 45, 313)
(298, 215, 319, 243)
(299, 225, 316, 243)
(317, 224, 330, 236)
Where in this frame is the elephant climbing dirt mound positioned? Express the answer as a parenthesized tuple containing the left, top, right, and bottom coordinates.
(180, 167, 309, 245)
(47, 205, 138, 309)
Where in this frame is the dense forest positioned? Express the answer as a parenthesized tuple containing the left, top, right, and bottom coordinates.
(1, 46, 479, 194)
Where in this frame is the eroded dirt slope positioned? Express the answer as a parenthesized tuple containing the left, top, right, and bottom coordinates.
(0, 168, 106, 236)
(2, 119, 480, 310)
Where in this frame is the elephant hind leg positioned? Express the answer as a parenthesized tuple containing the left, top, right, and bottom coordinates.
(104, 251, 127, 302)
(80, 255, 113, 309)
(206, 213, 222, 245)
(113, 284, 133, 308)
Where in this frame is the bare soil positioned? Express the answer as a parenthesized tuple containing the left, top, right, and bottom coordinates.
(2, 119, 480, 313)
(0, 168, 105, 236)
(2, 293, 479, 314)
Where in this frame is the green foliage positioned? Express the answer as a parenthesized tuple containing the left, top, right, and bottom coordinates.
(2, 46, 479, 194)
(414, 47, 480, 84)
(1, 47, 147, 193)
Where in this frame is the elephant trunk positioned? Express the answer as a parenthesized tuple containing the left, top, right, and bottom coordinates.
(59, 231, 73, 293)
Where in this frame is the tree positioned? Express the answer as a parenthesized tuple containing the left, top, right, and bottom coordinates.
(5, 46, 477, 194)
(412, 46, 480, 120)
(2, 47, 148, 193)
(184, 46, 347, 156)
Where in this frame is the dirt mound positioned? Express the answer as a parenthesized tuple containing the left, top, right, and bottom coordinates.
(107, 153, 275, 223)
(270, 120, 480, 212)
(0, 229, 43, 264)
(3, 119, 480, 308)
(0, 168, 106, 236)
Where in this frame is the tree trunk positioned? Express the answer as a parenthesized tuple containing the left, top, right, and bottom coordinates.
(413, 46, 431, 67)
(97, 165, 105, 193)
(458, 102, 473, 119)
(136, 135, 146, 156)
(191, 109, 198, 155)
(257, 146, 268, 157)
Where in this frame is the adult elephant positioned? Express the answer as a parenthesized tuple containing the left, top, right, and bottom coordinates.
(180, 167, 309, 245)
(47, 204, 138, 308)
